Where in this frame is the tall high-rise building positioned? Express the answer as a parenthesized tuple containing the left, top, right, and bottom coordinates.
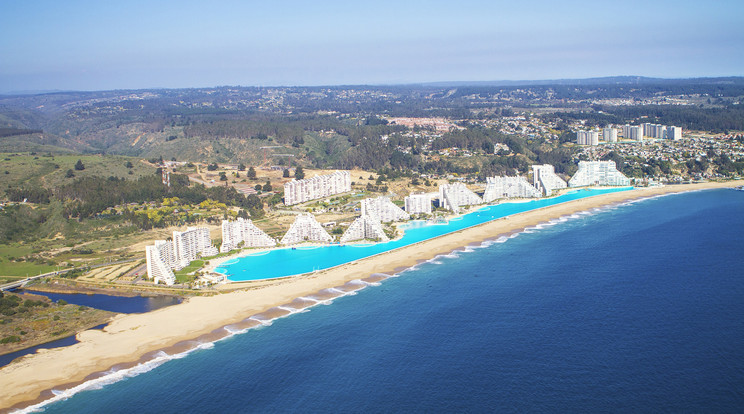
(568, 161, 631, 187)
(438, 183, 482, 213)
(146, 226, 217, 285)
(483, 176, 541, 202)
(280, 213, 333, 245)
(220, 218, 276, 253)
(622, 125, 643, 141)
(669, 126, 682, 140)
(173, 227, 218, 268)
(283, 170, 351, 206)
(576, 130, 599, 146)
(340, 216, 389, 243)
(360, 196, 409, 222)
(404, 193, 433, 215)
(531, 164, 567, 196)
(146, 240, 176, 285)
(603, 127, 618, 143)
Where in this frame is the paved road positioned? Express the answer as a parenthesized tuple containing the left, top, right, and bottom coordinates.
(0, 259, 137, 291)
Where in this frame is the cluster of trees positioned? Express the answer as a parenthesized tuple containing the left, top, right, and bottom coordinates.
(54, 173, 264, 220)
(4, 170, 266, 231)
(0, 204, 50, 242)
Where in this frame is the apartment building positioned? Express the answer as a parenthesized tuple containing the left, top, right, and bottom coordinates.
(284, 170, 351, 206)
(404, 193, 433, 215)
(483, 176, 541, 202)
(220, 218, 277, 253)
(568, 161, 631, 187)
(280, 213, 333, 245)
(340, 216, 389, 243)
(360, 196, 409, 222)
(438, 183, 482, 213)
(531, 164, 568, 196)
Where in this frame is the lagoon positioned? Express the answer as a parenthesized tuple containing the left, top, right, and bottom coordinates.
(219, 187, 633, 281)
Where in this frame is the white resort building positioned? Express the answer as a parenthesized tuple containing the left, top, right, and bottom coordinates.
(145, 226, 218, 285)
(483, 176, 541, 202)
(404, 193, 433, 215)
(340, 216, 389, 243)
(280, 213, 333, 245)
(361, 196, 409, 222)
(220, 218, 276, 253)
(283, 170, 351, 206)
(569, 161, 631, 187)
(173, 227, 218, 268)
(439, 183, 482, 213)
(531, 164, 568, 196)
(146, 240, 177, 285)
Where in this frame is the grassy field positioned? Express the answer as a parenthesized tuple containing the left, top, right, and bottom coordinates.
(0, 152, 156, 194)
(0, 244, 57, 279)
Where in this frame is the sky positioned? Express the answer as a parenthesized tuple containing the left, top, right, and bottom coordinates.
(1, 0, 743, 92)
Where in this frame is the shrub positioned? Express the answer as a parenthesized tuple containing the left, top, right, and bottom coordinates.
(0, 335, 21, 344)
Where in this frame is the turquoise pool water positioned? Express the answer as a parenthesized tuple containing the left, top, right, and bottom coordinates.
(217, 187, 633, 281)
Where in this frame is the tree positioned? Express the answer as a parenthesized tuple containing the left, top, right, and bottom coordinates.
(482, 141, 495, 154)
(74, 160, 85, 171)
(65, 169, 75, 178)
(238, 163, 246, 171)
(125, 161, 133, 169)
(207, 163, 218, 171)
(219, 172, 228, 182)
(254, 184, 262, 191)
(262, 180, 272, 192)
(283, 169, 290, 178)
(294, 165, 305, 179)
(247, 167, 257, 179)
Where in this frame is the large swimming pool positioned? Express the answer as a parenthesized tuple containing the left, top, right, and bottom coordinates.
(217, 187, 633, 281)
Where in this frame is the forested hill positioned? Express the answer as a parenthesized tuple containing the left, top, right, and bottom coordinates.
(0, 78, 743, 169)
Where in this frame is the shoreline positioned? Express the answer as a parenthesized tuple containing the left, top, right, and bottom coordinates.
(2, 180, 742, 412)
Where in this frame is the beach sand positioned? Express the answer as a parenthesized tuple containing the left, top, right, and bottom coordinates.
(2, 181, 742, 411)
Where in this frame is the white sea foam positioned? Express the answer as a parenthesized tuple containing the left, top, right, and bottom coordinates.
(14, 346, 211, 413)
(248, 316, 273, 327)
(224, 326, 249, 335)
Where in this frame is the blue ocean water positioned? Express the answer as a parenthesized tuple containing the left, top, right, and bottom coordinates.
(220, 187, 632, 281)
(32, 189, 744, 413)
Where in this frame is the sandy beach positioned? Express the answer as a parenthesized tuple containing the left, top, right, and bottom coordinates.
(2, 181, 742, 411)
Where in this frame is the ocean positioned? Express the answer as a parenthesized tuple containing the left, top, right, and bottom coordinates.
(29, 188, 744, 413)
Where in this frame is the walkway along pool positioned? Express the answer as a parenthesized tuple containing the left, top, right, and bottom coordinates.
(217, 187, 633, 282)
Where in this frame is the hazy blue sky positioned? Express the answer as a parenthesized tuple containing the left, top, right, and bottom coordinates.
(1, 0, 743, 92)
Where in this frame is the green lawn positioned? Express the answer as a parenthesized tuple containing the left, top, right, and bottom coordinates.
(0, 260, 56, 278)
(174, 259, 204, 283)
